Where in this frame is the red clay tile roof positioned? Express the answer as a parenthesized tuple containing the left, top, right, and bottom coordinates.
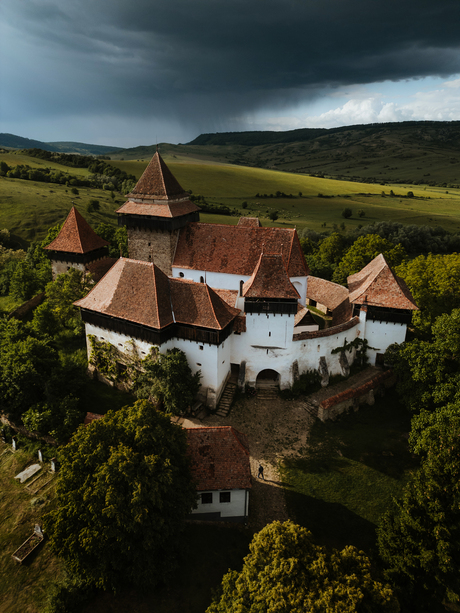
(75, 258, 174, 328)
(212, 288, 238, 309)
(237, 217, 262, 227)
(44, 207, 109, 254)
(186, 426, 252, 491)
(128, 151, 188, 200)
(170, 278, 239, 330)
(294, 306, 317, 327)
(116, 200, 200, 218)
(307, 276, 350, 311)
(74, 259, 239, 331)
(348, 254, 418, 310)
(174, 223, 309, 277)
(243, 253, 300, 299)
(84, 412, 104, 425)
(86, 257, 118, 282)
(233, 314, 246, 333)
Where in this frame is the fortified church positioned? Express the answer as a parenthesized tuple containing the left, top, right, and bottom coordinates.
(49, 152, 418, 409)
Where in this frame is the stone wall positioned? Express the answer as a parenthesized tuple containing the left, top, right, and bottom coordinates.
(9, 292, 45, 320)
(293, 316, 360, 341)
(128, 227, 179, 275)
(317, 369, 396, 421)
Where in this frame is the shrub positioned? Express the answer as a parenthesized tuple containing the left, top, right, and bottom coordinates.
(341, 207, 352, 219)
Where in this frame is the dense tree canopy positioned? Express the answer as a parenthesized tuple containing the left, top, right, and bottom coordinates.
(0, 319, 86, 441)
(396, 253, 460, 335)
(332, 235, 406, 285)
(32, 268, 94, 337)
(377, 413, 460, 610)
(207, 521, 399, 613)
(134, 348, 201, 415)
(385, 309, 460, 414)
(45, 400, 197, 590)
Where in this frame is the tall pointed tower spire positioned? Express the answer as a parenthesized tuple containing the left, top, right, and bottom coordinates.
(116, 151, 200, 275)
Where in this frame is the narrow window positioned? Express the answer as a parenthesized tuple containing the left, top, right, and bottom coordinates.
(199, 345, 204, 351)
(220, 492, 231, 503)
(240, 280, 244, 297)
(200, 276, 204, 283)
(269, 332, 271, 337)
(201, 492, 213, 504)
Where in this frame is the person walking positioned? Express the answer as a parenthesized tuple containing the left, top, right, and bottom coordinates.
(258, 464, 264, 480)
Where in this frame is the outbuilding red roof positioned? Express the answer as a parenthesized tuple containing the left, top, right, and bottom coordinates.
(237, 217, 262, 227)
(74, 258, 239, 331)
(186, 427, 252, 491)
(243, 253, 300, 299)
(348, 254, 418, 310)
(116, 200, 199, 218)
(44, 207, 109, 254)
(174, 222, 309, 278)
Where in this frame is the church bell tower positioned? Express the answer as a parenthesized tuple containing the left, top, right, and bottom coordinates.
(116, 151, 200, 275)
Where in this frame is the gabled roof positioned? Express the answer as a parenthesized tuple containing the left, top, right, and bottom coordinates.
(44, 207, 109, 254)
(307, 276, 350, 311)
(174, 223, 309, 277)
(294, 306, 317, 327)
(128, 151, 188, 200)
(74, 258, 239, 331)
(243, 253, 300, 299)
(348, 254, 418, 310)
(186, 427, 251, 491)
(170, 278, 239, 330)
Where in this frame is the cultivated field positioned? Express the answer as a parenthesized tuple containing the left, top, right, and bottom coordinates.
(2, 150, 460, 246)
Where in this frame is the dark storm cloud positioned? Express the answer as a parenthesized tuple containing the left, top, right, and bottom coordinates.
(3, 0, 460, 138)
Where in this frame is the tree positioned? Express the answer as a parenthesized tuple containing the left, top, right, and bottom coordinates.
(384, 309, 460, 414)
(332, 234, 406, 286)
(44, 400, 197, 590)
(207, 521, 398, 613)
(33, 268, 94, 336)
(396, 253, 460, 335)
(134, 348, 201, 415)
(377, 415, 460, 610)
(268, 211, 279, 222)
(95, 222, 128, 257)
(342, 207, 352, 218)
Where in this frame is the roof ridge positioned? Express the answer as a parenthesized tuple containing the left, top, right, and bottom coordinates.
(205, 284, 219, 329)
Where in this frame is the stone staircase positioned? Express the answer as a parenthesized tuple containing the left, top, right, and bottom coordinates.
(255, 387, 279, 402)
(216, 381, 238, 417)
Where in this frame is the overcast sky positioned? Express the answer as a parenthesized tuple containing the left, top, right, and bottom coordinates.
(2, 0, 460, 148)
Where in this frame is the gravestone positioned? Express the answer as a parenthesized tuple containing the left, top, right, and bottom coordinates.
(34, 524, 44, 537)
(12, 436, 18, 451)
(50, 458, 58, 473)
(38, 449, 43, 463)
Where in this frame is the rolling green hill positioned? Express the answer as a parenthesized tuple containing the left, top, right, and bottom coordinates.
(110, 121, 460, 187)
(0, 133, 123, 156)
(2, 148, 460, 247)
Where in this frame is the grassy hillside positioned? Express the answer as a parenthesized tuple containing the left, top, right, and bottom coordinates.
(110, 121, 460, 187)
(2, 149, 460, 246)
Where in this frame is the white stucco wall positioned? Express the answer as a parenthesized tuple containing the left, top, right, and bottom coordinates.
(361, 319, 407, 364)
(191, 489, 249, 518)
(84, 323, 231, 408)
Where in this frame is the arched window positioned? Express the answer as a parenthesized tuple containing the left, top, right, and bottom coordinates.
(240, 280, 244, 297)
(200, 276, 204, 283)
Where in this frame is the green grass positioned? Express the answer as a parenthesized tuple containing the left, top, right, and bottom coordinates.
(0, 437, 250, 613)
(280, 391, 418, 555)
(0, 441, 65, 613)
(3, 152, 460, 247)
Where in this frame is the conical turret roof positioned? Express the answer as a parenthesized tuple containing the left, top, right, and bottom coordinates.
(128, 151, 188, 200)
(44, 207, 108, 254)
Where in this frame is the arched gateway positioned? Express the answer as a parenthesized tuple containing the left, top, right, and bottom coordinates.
(256, 369, 280, 389)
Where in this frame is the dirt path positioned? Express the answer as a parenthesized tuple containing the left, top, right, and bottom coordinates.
(179, 366, 381, 532)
